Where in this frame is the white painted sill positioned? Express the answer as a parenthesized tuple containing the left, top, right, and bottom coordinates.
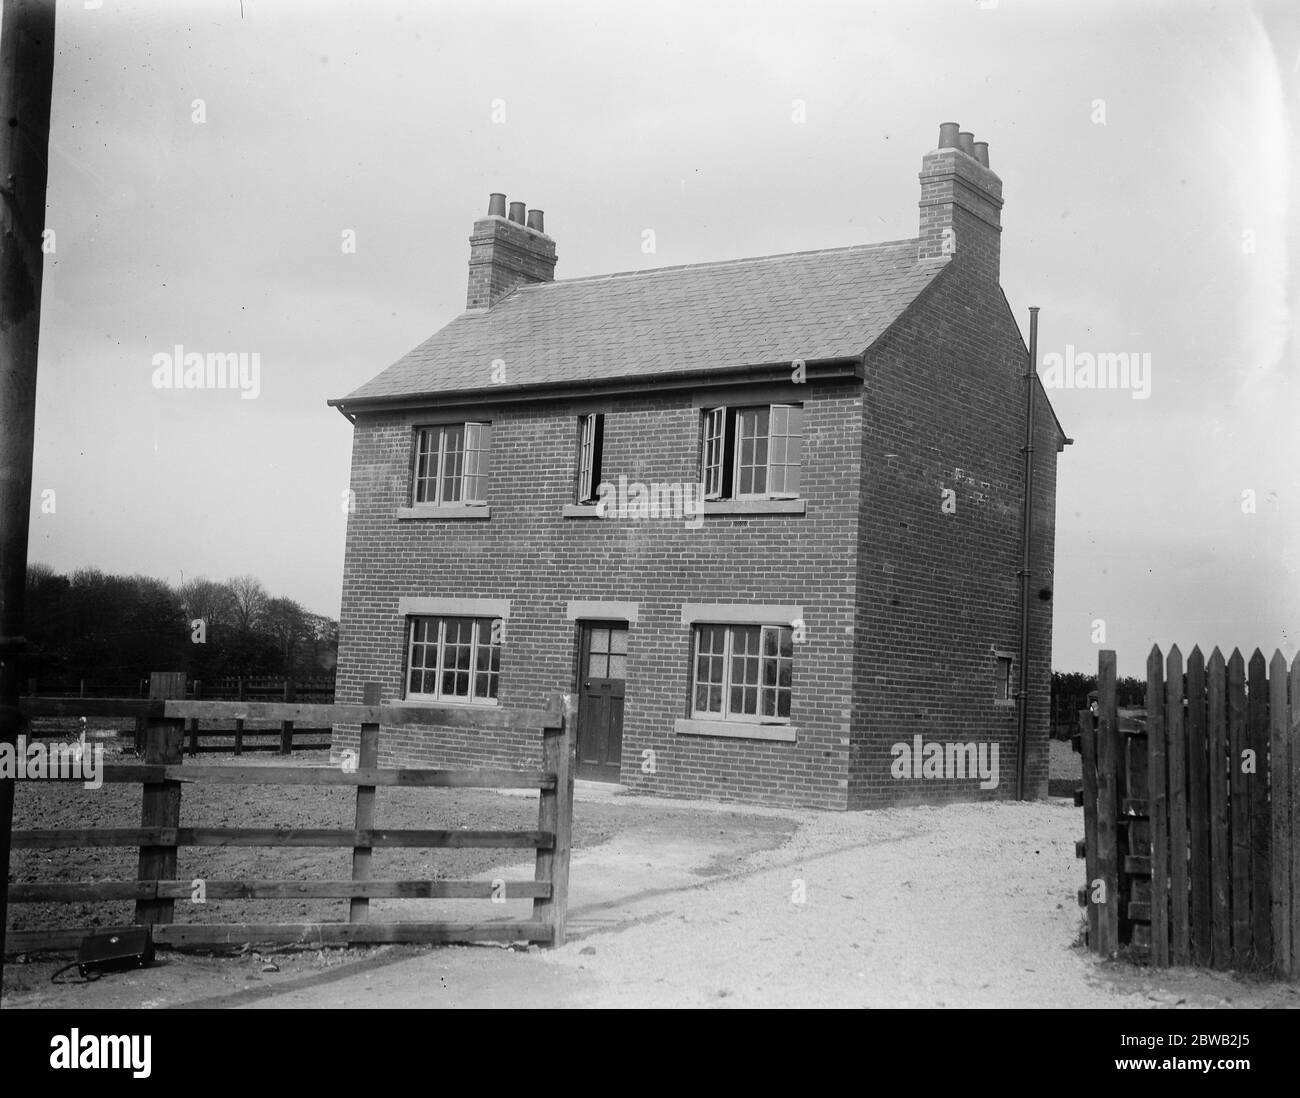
(703, 499, 805, 516)
(563, 500, 806, 519)
(390, 697, 500, 709)
(396, 503, 491, 520)
(674, 717, 797, 743)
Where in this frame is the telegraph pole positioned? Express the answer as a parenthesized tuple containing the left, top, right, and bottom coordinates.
(0, 0, 57, 984)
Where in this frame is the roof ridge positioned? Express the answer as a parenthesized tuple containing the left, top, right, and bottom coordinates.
(516, 236, 923, 290)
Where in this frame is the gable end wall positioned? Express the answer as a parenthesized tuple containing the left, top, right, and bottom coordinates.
(849, 263, 1060, 808)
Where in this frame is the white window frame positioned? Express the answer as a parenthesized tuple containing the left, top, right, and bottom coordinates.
(405, 615, 502, 704)
(702, 406, 726, 500)
(576, 413, 601, 504)
(700, 404, 802, 502)
(691, 622, 793, 723)
(414, 422, 491, 505)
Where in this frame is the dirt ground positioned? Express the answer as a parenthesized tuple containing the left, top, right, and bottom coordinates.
(4, 731, 1298, 1009)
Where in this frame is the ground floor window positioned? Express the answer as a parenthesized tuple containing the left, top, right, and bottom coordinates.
(692, 622, 793, 720)
(406, 615, 501, 702)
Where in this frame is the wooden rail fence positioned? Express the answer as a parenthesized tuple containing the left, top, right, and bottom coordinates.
(8, 673, 577, 952)
(180, 677, 334, 756)
(1076, 646, 1300, 977)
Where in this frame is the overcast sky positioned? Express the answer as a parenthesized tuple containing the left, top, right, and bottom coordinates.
(26, 0, 1299, 675)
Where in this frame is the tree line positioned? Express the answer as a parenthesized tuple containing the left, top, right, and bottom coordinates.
(23, 564, 338, 691)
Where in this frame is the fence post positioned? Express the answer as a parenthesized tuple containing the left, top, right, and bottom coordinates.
(1248, 649, 1271, 967)
(1187, 646, 1211, 965)
(1147, 646, 1169, 966)
(1208, 648, 1231, 967)
(136, 671, 185, 927)
(1290, 653, 1300, 978)
(280, 676, 295, 755)
(533, 693, 576, 946)
(187, 679, 202, 757)
(348, 682, 380, 924)
(1228, 649, 1251, 967)
(1269, 650, 1291, 977)
(234, 675, 245, 755)
(1166, 645, 1189, 965)
(1094, 651, 1120, 958)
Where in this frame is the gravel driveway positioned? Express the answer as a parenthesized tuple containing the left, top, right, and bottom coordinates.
(8, 785, 1298, 1009)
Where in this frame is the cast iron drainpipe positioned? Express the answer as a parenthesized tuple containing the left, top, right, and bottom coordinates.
(1015, 306, 1040, 800)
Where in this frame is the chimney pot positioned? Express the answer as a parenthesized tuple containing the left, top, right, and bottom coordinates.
(918, 124, 1004, 279)
(467, 195, 558, 310)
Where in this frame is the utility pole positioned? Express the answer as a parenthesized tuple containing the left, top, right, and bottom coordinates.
(0, 0, 57, 984)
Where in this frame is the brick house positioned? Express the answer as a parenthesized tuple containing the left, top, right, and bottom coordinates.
(328, 123, 1068, 810)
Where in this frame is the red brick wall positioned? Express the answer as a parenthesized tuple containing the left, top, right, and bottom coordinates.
(466, 216, 557, 310)
(335, 383, 863, 809)
(848, 256, 1062, 808)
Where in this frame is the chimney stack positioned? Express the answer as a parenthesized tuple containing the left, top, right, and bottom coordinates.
(917, 121, 1004, 282)
(466, 192, 557, 311)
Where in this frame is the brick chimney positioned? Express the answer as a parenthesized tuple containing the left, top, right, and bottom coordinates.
(917, 122, 1003, 282)
(466, 193, 557, 311)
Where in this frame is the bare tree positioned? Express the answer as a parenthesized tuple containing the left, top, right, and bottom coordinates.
(178, 577, 237, 635)
(225, 574, 268, 634)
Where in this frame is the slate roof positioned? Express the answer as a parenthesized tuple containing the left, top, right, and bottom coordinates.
(336, 238, 950, 404)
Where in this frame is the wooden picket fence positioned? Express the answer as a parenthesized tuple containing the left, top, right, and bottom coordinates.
(7, 673, 577, 952)
(1076, 646, 1300, 976)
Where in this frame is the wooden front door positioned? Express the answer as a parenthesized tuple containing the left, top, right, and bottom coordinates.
(576, 623, 627, 782)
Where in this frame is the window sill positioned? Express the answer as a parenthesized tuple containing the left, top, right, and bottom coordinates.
(392, 697, 500, 709)
(396, 504, 491, 520)
(561, 504, 602, 519)
(674, 717, 797, 743)
(703, 499, 805, 516)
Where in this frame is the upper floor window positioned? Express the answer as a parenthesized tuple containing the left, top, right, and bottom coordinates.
(575, 413, 605, 504)
(701, 404, 802, 500)
(414, 423, 491, 505)
(406, 615, 501, 702)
